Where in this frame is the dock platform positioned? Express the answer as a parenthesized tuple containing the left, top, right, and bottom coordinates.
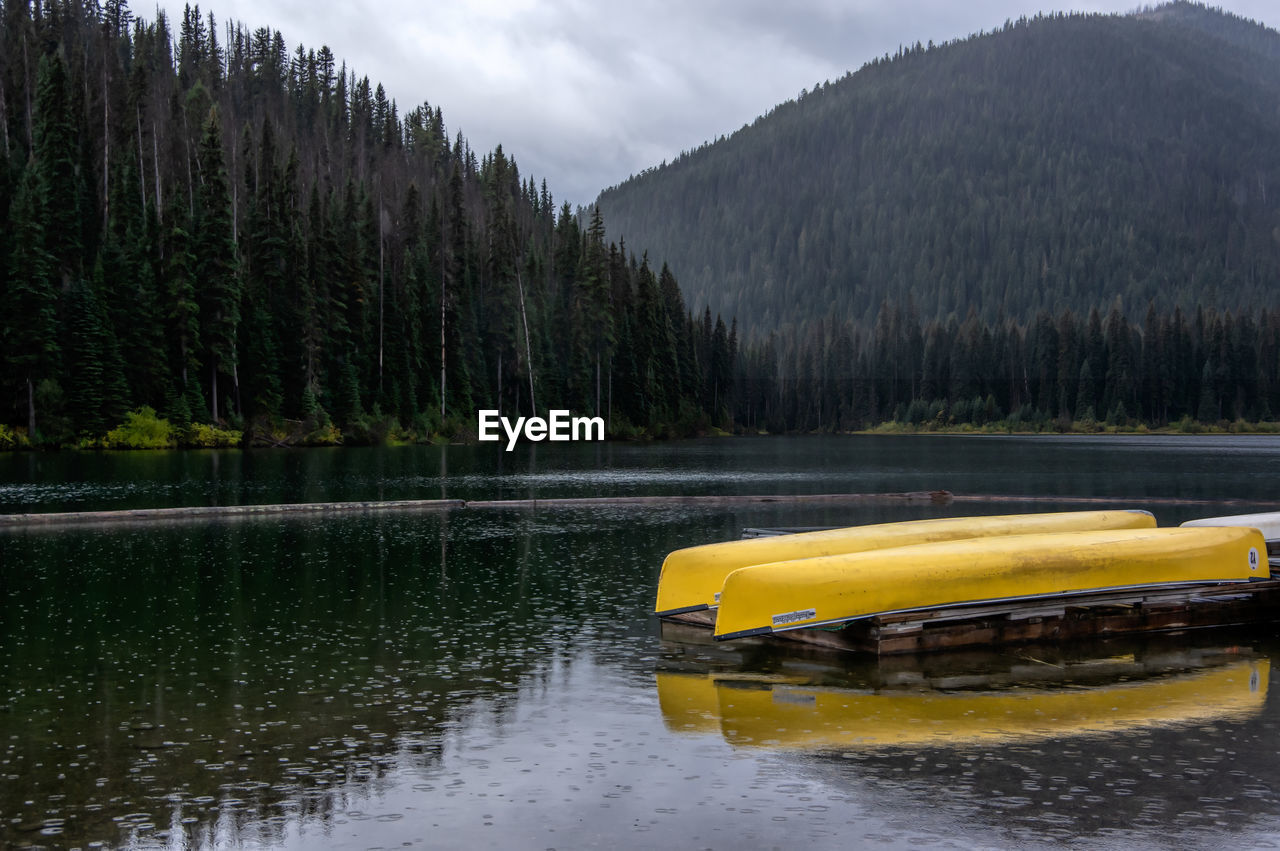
(667, 578, 1280, 655)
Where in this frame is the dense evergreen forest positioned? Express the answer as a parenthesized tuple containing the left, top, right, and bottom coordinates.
(738, 302, 1280, 433)
(0, 0, 736, 446)
(3, 0, 1277, 449)
(598, 3, 1280, 333)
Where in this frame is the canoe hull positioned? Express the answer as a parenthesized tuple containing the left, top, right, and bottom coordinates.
(654, 509, 1156, 617)
(712, 526, 1267, 641)
(1183, 511, 1280, 550)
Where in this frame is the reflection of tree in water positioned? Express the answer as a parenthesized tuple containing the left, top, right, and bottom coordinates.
(0, 509, 686, 848)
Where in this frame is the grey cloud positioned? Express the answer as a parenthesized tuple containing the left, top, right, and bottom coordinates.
(156, 1, 1280, 207)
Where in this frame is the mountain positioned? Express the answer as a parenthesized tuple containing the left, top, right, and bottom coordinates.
(596, 3, 1280, 335)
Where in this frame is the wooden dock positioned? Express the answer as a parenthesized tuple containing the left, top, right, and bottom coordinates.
(668, 578, 1280, 655)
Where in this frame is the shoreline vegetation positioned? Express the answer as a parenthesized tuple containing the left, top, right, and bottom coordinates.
(2, 405, 1278, 452)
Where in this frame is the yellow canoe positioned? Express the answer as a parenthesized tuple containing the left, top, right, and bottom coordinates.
(713, 525, 1267, 640)
(654, 509, 1156, 617)
(657, 659, 1268, 749)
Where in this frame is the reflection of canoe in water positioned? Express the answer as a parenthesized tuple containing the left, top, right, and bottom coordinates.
(656, 658, 1269, 749)
(712, 526, 1266, 641)
(654, 510, 1156, 617)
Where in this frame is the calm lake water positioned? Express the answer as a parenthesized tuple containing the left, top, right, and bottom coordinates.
(3, 434, 1280, 849)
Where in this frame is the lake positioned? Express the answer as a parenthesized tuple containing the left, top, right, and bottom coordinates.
(3, 434, 1280, 849)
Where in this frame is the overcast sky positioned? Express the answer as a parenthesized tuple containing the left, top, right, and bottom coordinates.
(149, 0, 1280, 207)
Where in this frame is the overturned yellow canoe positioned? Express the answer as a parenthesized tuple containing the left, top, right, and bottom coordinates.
(713, 525, 1267, 640)
(657, 659, 1268, 749)
(654, 509, 1156, 617)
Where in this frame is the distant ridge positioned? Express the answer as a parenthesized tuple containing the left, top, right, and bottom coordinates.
(597, 2, 1280, 334)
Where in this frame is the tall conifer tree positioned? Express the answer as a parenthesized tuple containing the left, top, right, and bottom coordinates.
(193, 106, 239, 422)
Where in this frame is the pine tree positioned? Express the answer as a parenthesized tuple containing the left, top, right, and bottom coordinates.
(193, 106, 240, 422)
(65, 270, 128, 436)
(5, 165, 58, 437)
(164, 219, 201, 404)
(33, 52, 83, 288)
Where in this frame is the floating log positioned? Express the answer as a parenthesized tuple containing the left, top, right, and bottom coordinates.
(950, 493, 1280, 507)
(463, 490, 952, 510)
(0, 490, 951, 528)
(0, 499, 466, 528)
(5, 487, 1278, 529)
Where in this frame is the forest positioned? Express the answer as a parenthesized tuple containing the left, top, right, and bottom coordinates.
(598, 3, 1280, 333)
(0, 0, 736, 447)
(736, 302, 1280, 434)
(3, 0, 1278, 450)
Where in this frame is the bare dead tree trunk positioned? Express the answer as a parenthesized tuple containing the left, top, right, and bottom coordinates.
(515, 267, 535, 417)
(230, 124, 238, 244)
(378, 190, 385, 396)
(136, 106, 146, 210)
(23, 31, 33, 151)
(0, 70, 9, 156)
(182, 107, 194, 219)
(102, 61, 110, 231)
(27, 376, 36, 438)
(440, 218, 447, 423)
(152, 121, 163, 223)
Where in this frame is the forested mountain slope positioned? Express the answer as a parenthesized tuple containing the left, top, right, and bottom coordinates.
(0, 0, 733, 443)
(597, 3, 1280, 334)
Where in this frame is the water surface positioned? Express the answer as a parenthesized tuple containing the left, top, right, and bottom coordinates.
(4, 435, 1280, 848)
(4, 433, 1280, 513)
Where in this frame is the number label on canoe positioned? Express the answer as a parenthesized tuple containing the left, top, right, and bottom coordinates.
(1250, 548, 1261, 571)
(772, 608, 817, 627)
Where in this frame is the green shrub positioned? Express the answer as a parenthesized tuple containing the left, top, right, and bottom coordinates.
(103, 407, 176, 449)
(0, 424, 31, 450)
(302, 422, 343, 446)
(902, 399, 930, 425)
(183, 422, 243, 448)
(33, 379, 73, 446)
(345, 408, 399, 445)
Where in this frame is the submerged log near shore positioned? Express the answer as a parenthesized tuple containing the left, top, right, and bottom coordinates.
(0, 491, 950, 528)
(4, 490, 1280, 529)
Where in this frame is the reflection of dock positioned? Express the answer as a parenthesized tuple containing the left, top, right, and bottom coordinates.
(668, 579, 1280, 654)
(656, 654, 1270, 750)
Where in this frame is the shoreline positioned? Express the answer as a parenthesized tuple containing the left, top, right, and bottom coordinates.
(4, 419, 1280, 453)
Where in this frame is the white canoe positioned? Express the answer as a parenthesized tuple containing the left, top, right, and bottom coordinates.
(1182, 511, 1280, 541)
